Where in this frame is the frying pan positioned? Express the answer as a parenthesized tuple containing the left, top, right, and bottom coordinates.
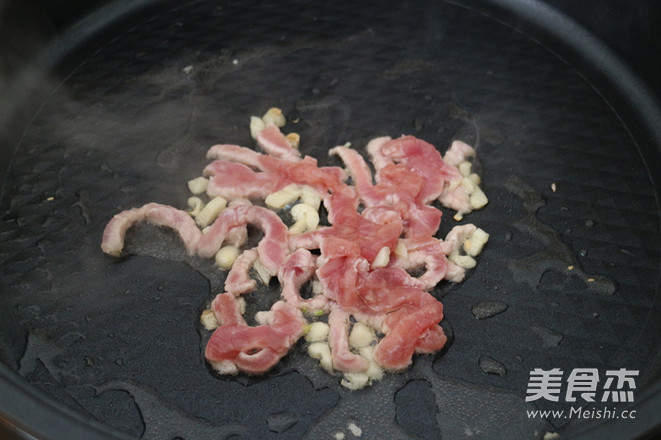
(1, 0, 660, 438)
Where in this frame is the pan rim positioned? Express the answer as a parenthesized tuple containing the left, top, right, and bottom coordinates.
(0, 0, 659, 439)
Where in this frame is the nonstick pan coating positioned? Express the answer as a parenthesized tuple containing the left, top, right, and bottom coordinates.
(1, 0, 660, 439)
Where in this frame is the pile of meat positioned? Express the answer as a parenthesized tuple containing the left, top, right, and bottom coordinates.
(101, 108, 489, 389)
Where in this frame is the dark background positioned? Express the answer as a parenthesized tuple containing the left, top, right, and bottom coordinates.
(2, 0, 661, 98)
(0, 1, 659, 439)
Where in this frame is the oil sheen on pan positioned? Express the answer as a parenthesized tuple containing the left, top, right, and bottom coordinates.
(1, 0, 659, 439)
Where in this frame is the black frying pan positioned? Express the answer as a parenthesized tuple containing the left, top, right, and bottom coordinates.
(1, 0, 660, 439)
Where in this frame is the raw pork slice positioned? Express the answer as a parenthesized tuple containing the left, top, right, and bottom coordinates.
(101, 203, 201, 256)
(205, 300, 305, 375)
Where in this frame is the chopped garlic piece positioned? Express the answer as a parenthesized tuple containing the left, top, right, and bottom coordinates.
(286, 132, 300, 149)
(200, 309, 218, 330)
(262, 107, 286, 127)
(210, 359, 238, 375)
(464, 228, 489, 257)
(470, 187, 488, 210)
(308, 342, 333, 372)
(447, 178, 461, 191)
(265, 183, 301, 210)
(187, 176, 209, 195)
(249, 116, 266, 140)
(215, 245, 240, 270)
(468, 173, 481, 185)
(341, 372, 370, 390)
(370, 246, 390, 269)
(289, 203, 319, 235)
(358, 346, 374, 361)
(449, 252, 477, 269)
(348, 422, 363, 437)
(252, 259, 272, 284)
(365, 363, 384, 381)
(195, 196, 227, 228)
(311, 280, 323, 295)
(349, 323, 376, 348)
(187, 197, 204, 217)
(228, 197, 252, 207)
(305, 322, 330, 342)
(394, 240, 408, 258)
(237, 297, 246, 315)
(300, 185, 322, 210)
(458, 160, 472, 177)
(461, 176, 478, 195)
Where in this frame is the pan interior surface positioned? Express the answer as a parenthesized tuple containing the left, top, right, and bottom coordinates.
(1, 0, 660, 439)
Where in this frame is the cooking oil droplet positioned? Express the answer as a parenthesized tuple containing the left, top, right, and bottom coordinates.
(471, 301, 508, 319)
(585, 219, 595, 227)
(478, 356, 506, 376)
(580, 274, 616, 295)
(504, 175, 617, 296)
(531, 325, 563, 347)
(267, 411, 298, 433)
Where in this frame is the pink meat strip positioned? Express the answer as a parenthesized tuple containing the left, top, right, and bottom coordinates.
(330, 145, 442, 238)
(287, 229, 327, 252)
(225, 198, 253, 248)
(379, 135, 461, 204)
(404, 203, 443, 238)
(259, 155, 347, 196)
(374, 293, 445, 370)
(328, 146, 382, 206)
(207, 144, 347, 200)
(204, 160, 281, 200)
(374, 135, 475, 214)
(328, 304, 370, 372)
(322, 187, 359, 226)
(414, 325, 448, 354)
(205, 300, 305, 375)
(101, 203, 201, 257)
(365, 136, 392, 174)
(206, 144, 264, 170)
(211, 292, 246, 327)
(197, 205, 289, 274)
(256, 122, 301, 162)
(315, 235, 446, 370)
(254, 301, 306, 345)
(224, 249, 259, 295)
(278, 249, 328, 312)
(391, 238, 450, 290)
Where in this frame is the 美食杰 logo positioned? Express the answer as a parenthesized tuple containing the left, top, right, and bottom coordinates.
(524, 368, 639, 421)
